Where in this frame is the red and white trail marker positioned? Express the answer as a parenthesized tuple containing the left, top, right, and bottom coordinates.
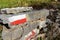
(25, 29, 39, 40)
(8, 14, 27, 25)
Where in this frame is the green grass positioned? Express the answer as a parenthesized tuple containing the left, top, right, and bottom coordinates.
(0, 0, 51, 8)
(0, 0, 18, 8)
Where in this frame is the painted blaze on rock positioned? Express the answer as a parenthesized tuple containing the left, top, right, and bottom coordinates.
(8, 14, 27, 26)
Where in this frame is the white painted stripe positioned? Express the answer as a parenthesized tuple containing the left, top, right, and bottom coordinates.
(8, 14, 26, 22)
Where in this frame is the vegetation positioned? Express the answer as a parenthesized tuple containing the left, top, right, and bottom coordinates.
(0, 0, 51, 8)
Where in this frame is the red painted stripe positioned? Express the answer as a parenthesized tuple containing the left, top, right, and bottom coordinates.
(26, 30, 36, 40)
(32, 30, 35, 36)
(10, 18, 26, 25)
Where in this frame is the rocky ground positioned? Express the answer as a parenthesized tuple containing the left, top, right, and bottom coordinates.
(0, 26, 3, 40)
